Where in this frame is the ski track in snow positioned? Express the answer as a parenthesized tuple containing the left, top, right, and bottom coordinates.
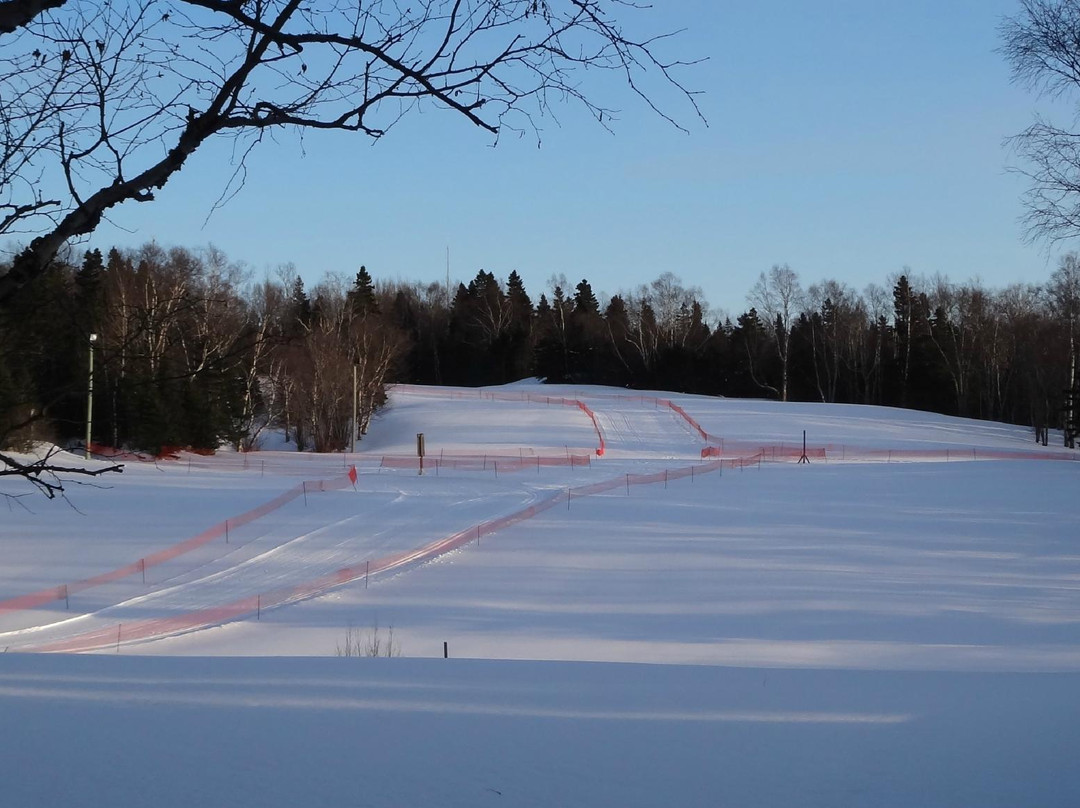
(1, 382, 1076, 652)
(1, 476, 543, 650)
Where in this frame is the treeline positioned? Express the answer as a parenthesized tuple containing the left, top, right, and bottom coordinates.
(403, 262, 1078, 437)
(1, 243, 1078, 453)
(0, 245, 397, 453)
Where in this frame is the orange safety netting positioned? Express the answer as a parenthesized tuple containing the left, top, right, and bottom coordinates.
(391, 385, 606, 456)
(0, 467, 359, 616)
(702, 444, 828, 461)
(25, 434, 1080, 654)
(30, 452, 764, 653)
(378, 453, 593, 471)
(19, 388, 1080, 651)
(701, 443, 1080, 464)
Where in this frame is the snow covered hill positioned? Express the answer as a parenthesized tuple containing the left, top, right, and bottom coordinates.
(1, 383, 1078, 806)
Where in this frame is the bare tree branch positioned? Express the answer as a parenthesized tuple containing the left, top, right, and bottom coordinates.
(0, 0, 65, 34)
(1002, 0, 1080, 243)
(0, 445, 122, 499)
(0, 0, 704, 302)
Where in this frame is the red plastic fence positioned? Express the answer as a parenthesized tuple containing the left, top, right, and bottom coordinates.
(827, 445, 1080, 463)
(549, 391, 720, 445)
(391, 385, 606, 456)
(106, 387, 609, 475)
(0, 467, 359, 616)
(172, 449, 595, 476)
(35, 433, 1078, 653)
(378, 453, 592, 471)
(29, 452, 772, 653)
(701, 443, 1080, 464)
(602, 395, 718, 444)
(22, 387, 1080, 651)
(702, 445, 828, 461)
(392, 384, 732, 454)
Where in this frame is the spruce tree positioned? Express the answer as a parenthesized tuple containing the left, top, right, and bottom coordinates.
(507, 271, 533, 321)
(348, 265, 379, 317)
(573, 278, 600, 315)
(893, 275, 914, 407)
(505, 271, 535, 381)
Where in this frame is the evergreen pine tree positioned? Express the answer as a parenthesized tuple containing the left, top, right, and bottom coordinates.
(507, 271, 533, 321)
(348, 265, 380, 317)
(505, 271, 535, 381)
(893, 275, 914, 406)
(573, 278, 599, 315)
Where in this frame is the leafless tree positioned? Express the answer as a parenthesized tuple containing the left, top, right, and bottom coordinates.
(805, 279, 867, 404)
(1048, 252, 1080, 442)
(642, 271, 708, 348)
(1001, 0, 1080, 242)
(0, 444, 122, 501)
(234, 277, 285, 449)
(863, 282, 891, 404)
(748, 264, 803, 401)
(0, 0, 703, 302)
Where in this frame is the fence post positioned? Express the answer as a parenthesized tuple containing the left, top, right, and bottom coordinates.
(116, 624, 121, 653)
(140, 558, 146, 585)
(443, 641, 449, 659)
(302, 481, 308, 506)
(225, 520, 229, 544)
(63, 584, 69, 610)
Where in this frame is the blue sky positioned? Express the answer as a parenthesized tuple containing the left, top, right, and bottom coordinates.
(91, 0, 1064, 318)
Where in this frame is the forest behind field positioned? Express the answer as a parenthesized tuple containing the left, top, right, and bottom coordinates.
(2, 244, 1078, 453)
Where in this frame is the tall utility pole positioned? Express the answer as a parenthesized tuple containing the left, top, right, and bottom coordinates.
(86, 333, 97, 459)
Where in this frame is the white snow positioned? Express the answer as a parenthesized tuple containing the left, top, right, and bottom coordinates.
(1, 382, 1078, 806)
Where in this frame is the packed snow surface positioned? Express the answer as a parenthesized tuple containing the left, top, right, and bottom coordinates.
(1, 382, 1078, 806)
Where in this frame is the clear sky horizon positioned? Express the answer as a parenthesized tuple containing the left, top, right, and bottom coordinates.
(80, 0, 1075, 320)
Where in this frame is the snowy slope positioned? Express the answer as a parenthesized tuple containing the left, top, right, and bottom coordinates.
(1, 383, 1078, 806)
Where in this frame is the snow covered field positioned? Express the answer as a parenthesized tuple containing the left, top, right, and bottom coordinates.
(1, 383, 1078, 806)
